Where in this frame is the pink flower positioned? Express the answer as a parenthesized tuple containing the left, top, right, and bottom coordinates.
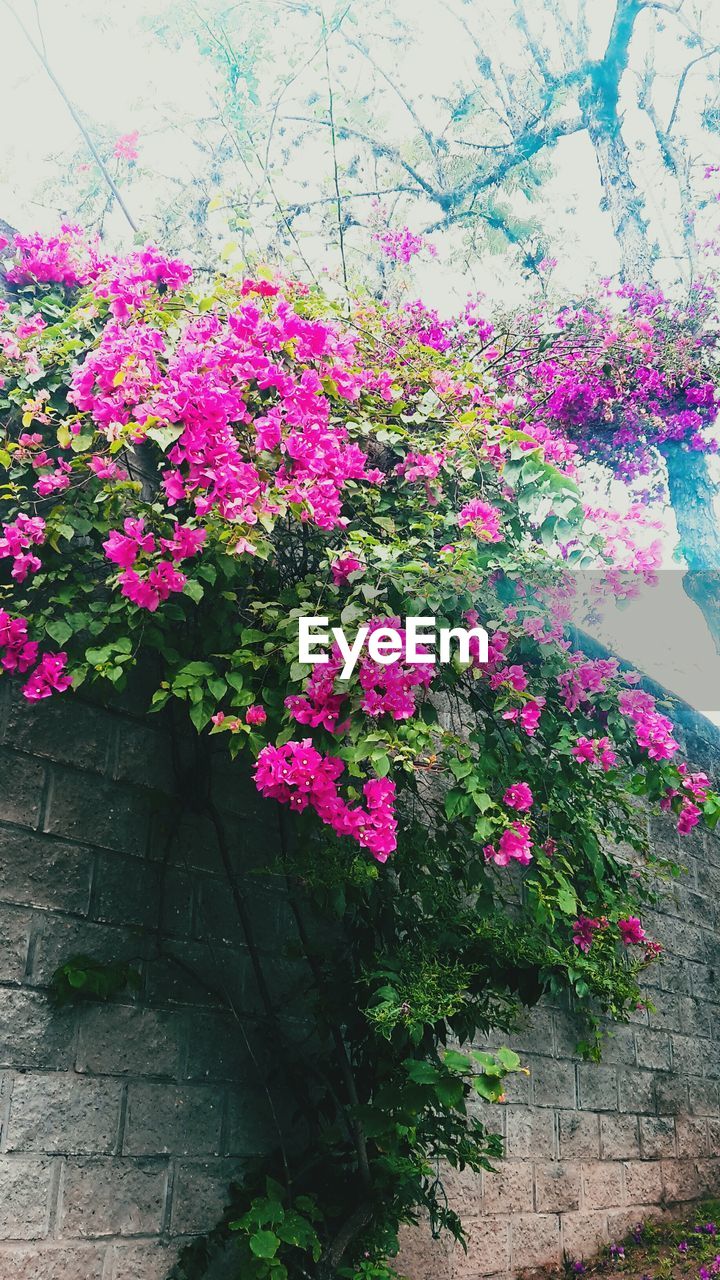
(457, 499, 503, 542)
(571, 734, 617, 771)
(0, 611, 38, 673)
(22, 652, 72, 701)
(160, 525, 207, 561)
(88, 455, 123, 480)
(618, 916, 646, 946)
(245, 705, 267, 726)
(503, 782, 533, 811)
(331, 554, 364, 585)
(113, 131, 140, 162)
(103, 518, 156, 568)
(572, 916, 600, 953)
(254, 740, 396, 861)
(678, 800, 701, 834)
(485, 821, 533, 868)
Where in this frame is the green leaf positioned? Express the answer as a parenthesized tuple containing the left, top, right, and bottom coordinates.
(46, 619, 72, 646)
(183, 579, 204, 603)
(404, 1059, 440, 1084)
(249, 1230, 281, 1259)
(146, 424, 184, 451)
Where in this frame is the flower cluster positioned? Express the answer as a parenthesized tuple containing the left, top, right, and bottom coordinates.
(254, 740, 397, 860)
(571, 735, 618, 772)
(372, 224, 437, 264)
(618, 689, 680, 761)
(103, 518, 205, 612)
(457, 499, 503, 541)
(0, 224, 718, 895)
(0, 611, 70, 701)
(286, 619, 435, 729)
(484, 821, 533, 868)
(0, 514, 45, 582)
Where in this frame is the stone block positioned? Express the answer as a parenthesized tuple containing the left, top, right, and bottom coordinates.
(691, 965, 720, 1004)
(688, 1078, 719, 1116)
(530, 1057, 575, 1109)
(452, 1217, 511, 1277)
(76, 1005, 182, 1078)
(697, 1158, 720, 1197)
(61, 1158, 168, 1237)
(577, 1064, 617, 1111)
(113, 722, 175, 795)
(142, 944, 231, 1009)
(600, 1114, 640, 1160)
(108, 1241, 184, 1280)
(501, 1008, 554, 1056)
(27, 916, 146, 990)
(671, 1034, 710, 1076)
(657, 955, 692, 996)
(623, 1159, 663, 1204)
(124, 1082, 223, 1156)
(481, 1161, 533, 1214)
(581, 1160, 623, 1209)
(560, 1212, 609, 1261)
(640, 1116, 676, 1159)
(0, 828, 92, 915)
(0, 905, 31, 983)
(661, 1158, 699, 1202)
(184, 1011, 255, 1082)
(0, 990, 75, 1071)
(504, 1106, 555, 1159)
(4, 691, 112, 774)
(396, 1222, 452, 1280)
(607, 1206, 655, 1239)
(675, 1116, 708, 1158)
(0, 1158, 55, 1239)
(534, 1161, 581, 1212)
(617, 1068, 655, 1114)
(0, 1245, 106, 1278)
(435, 1163, 482, 1218)
(635, 1029, 671, 1071)
(45, 769, 150, 857)
(0, 752, 46, 829)
(558, 1111, 600, 1160)
(496, 1064, 530, 1106)
(599, 1025, 636, 1067)
(170, 1159, 240, 1235)
(509, 1214, 561, 1270)
(91, 853, 162, 930)
(224, 1086, 288, 1158)
(6, 1073, 123, 1154)
(655, 1073, 689, 1115)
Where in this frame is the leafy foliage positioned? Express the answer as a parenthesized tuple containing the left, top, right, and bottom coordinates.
(0, 230, 715, 1275)
(48, 954, 141, 1006)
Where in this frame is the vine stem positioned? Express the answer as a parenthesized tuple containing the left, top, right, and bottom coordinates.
(1, 0, 139, 235)
(277, 807, 372, 1192)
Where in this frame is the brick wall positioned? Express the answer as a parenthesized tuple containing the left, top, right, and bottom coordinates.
(1, 673, 719, 1280)
(0, 675, 301, 1279)
(398, 703, 720, 1279)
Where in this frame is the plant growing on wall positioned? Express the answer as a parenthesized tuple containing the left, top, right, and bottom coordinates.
(0, 225, 717, 1277)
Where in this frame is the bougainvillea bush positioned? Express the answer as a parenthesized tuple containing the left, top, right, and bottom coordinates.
(1, 225, 719, 1279)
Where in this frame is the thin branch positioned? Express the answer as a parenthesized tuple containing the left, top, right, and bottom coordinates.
(2, 0, 139, 234)
(322, 10, 349, 294)
(667, 45, 720, 136)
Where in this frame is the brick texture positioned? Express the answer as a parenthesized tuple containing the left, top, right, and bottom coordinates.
(0, 679, 295, 1277)
(1, 676, 720, 1279)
